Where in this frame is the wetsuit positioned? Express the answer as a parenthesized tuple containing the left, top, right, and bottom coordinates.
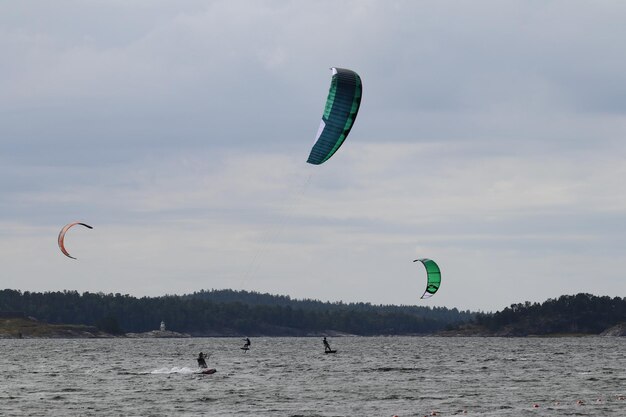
(323, 338, 331, 352)
(197, 353, 207, 368)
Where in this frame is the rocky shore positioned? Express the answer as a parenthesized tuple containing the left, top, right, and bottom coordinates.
(600, 323, 626, 336)
(0, 317, 113, 339)
(437, 322, 626, 337)
(0, 317, 197, 339)
(125, 329, 190, 338)
(3, 317, 625, 339)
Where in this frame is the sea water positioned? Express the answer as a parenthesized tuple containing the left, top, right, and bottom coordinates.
(1, 337, 624, 416)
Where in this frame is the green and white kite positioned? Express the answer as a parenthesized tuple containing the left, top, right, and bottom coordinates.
(307, 68, 362, 165)
(413, 258, 441, 299)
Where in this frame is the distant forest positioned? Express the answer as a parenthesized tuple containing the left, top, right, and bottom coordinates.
(2, 290, 623, 336)
(473, 293, 626, 335)
(0, 289, 473, 336)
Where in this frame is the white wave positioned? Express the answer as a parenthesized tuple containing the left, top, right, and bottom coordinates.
(150, 366, 197, 374)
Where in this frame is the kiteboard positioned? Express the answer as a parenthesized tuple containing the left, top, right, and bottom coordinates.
(200, 368, 216, 375)
(240, 347, 249, 351)
(324, 350, 337, 354)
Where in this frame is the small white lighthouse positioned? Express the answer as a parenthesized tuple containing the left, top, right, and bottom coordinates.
(160, 320, 166, 331)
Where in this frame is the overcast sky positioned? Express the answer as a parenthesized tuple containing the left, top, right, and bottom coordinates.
(1, 0, 625, 311)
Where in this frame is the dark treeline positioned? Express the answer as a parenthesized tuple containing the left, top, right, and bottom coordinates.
(186, 289, 472, 323)
(0, 289, 473, 336)
(474, 293, 626, 335)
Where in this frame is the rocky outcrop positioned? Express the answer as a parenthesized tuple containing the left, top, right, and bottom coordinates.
(0, 317, 114, 338)
(125, 329, 190, 338)
(600, 323, 626, 336)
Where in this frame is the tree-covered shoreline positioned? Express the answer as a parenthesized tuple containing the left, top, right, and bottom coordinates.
(1, 290, 624, 337)
(0, 289, 472, 336)
(471, 293, 626, 336)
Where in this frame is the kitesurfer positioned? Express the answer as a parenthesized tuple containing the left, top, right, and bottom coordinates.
(323, 337, 332, 352)
(197, 352, 208, 368)
(243, 337, 251, 349)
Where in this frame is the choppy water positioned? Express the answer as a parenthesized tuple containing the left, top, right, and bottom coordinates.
(1, 337, 625, 416)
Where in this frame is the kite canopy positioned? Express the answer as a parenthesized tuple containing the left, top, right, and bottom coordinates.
(58, 222, 93, 260)
(413, 258, 441, 299)
(307, 68, 362, 165)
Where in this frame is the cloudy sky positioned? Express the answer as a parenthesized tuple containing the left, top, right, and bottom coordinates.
(1, 0, 625, 311)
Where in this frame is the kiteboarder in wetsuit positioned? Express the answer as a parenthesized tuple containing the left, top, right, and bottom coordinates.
(243, 338, 251, 349)
(197, 352, 208, 368)
(323, 337, 332, 352)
